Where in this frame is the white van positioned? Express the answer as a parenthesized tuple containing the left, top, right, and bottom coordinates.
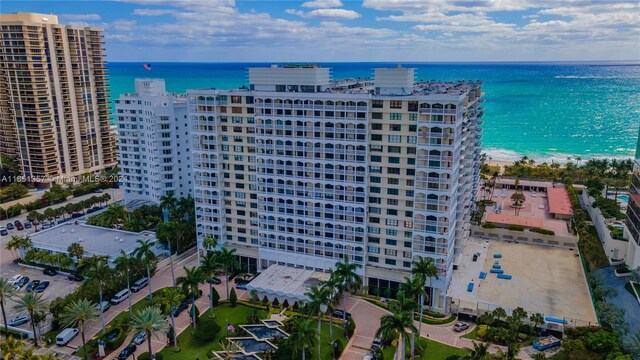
(131, 277, 149, 293)
(110, 289, 130, 304)
(56, 328, 79, 346)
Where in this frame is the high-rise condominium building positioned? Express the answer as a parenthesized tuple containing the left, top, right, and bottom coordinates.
(0, 13, 116, 183)
(190, 65, 483, 312)
(115, 79, 192, 205)
(624, 129, 640, 268)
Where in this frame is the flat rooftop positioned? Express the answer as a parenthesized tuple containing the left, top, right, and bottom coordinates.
(450, 238, 597, 325)
(485, 187, 572, 236)
(29, 221, 157, 258)
(546, 188, 574, 216)
(246, 264, 330, 303)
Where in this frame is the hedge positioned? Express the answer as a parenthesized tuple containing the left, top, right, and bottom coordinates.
(481, 222, 496, 229)
(531, 228, 555, 235)
(507, 225, 525, 231)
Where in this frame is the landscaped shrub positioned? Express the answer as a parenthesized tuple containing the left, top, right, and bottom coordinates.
(229, 288, 237, 307)
(482, 222, 496, 229)
(194, 316, 221, 342)
(345, 319, 356, 338)
(476, 325, 489, 339)
(507, 224, 525, 231)
(332, 338, 345, 358)
(531, 228, 555, 235)
(104, 326, 128, 351)
(211, 287, 220, 306)
(272, 298, 279, 308)
(282, 299, 290, 309)
(189, 304, 200, 324)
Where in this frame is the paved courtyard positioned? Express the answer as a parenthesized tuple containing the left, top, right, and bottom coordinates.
(450, 238, 597, 325)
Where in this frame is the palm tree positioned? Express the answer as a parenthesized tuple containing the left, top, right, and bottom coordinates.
(202, 234, 218, 253)
(113, 251, 134, 317)
(401, 276, 425, 359)
(160, 193, 177, 217)
(82, 256, 109, 334)
(131, 306, 170, 358)
(286, 318, 316, 360)
(158, 287, 184, 351)
(0, 336, 24, 357)
(13, 292, 48, 346)
(176, 195, 194, 221)
(493, 307, 507, 325)
(305, 285, 330, 360)
(216, 247, 239, 298)
(322, 274, 342, 344)
(200, 251, 221, 315)
(0, 277, 16, 337)
(60, 299, 100, 360)
(375, 292, 417, 360)
(461, 341, 490, 360)
(510, 192, 525, 216)
(177, 266, 205, 328)
(156, 221, 179, 286)
(218, 340, 241, 359)
(333, 255, 362, 328)
(412, 256, 438, 346)
(133, 239, 157, 300)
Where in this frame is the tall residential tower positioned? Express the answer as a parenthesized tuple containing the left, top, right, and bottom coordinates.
(115, 79, 192, 205)
(0, 13, 116, 183)
(624, 129, 640, 268)
(190, 65, 483, 312)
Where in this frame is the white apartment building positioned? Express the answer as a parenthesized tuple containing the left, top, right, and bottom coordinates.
(189, 65, 484, 312)
(115, 79, 192, 205)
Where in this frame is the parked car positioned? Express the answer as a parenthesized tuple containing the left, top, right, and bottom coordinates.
(15, 276, 30, 289)
(472, 253, 479, 262)
(371, 338, 382, 351)
(133, 331, 147, 345)
(171, 298, 190, 317)
(67, 273, 84, 282)
(24, 221, 32, 229)
(8, 274, 23, 285)
(43, 268, 57, 276)
(8, 312, 29, 326)
(363, 354, 374, 360)
(41, 223, 52, 230)
(236, 283, 248, 290)
(207, 277, 222, 285)
(0, 228, 7, 236)
(131, 277, 149, 292)
(35, 281, 50, 293)
(6, 223, 14, 230)
(453, 322, 469, 332)
(96, 301, 111, 313)
(110, 289, 130, 305)
(26, 280, 40, 292)
(15, 223, 24, 231)
(105, 328, 121, 342)
(117, 344, 137, 360)
(56, 328, 79, 346)
(333, 309, 352, 319)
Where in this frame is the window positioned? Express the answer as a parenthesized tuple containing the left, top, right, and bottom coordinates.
(404, 221, 413, 228)
(370, 145, 383, 152)
(370, 186, 381, 193)
(390, 101, 402, 109)
(371, 134, 382, 141)
(389, 113, 402, 120)
(371, 155, 382, 162)
(370, 176, 381, 183)
(386, 239, 397, 246)
(387, 188, 399, 195)
(372, 123, 383, 130)
(407, 136, 417, 144)
(386, 229, 398, 236)
(388, 146, 401, 153)
(368, 246, 380, 254)
(389, 157, 400, 164)
(368, 226, 380, 234)
(368, 256, 379, 263)
(408, 101, 418, 112)
(385, 219, 398, 226)
(385, 259, 397, 265)
(409, 113, 418, 121)
(388, 167, 400, 174)
(385, 249, 397, 256)
(387, 209, 398, 215)
(388, 135, 401, 143)
(390, 124, 401, 131)
(388, 178, 399, 185)
(372, 100, 383, 108)
(372, 112, 383, 119)
(370, 207, 382, 214)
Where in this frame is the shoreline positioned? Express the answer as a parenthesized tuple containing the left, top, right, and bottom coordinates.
(482, 148, 634, 166)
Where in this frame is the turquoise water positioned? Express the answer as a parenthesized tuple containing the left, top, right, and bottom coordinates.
(107, 62, 640, 161)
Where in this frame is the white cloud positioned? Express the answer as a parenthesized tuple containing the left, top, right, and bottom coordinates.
(301, 0, 343, 8)
(59, 14, 101, 21)
(132, 9, 176, 16)
(293, 9, 361, 19)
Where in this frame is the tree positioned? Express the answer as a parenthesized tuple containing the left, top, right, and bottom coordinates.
(510, 192, 526, 216)
(375, 292, 417, 360)
(60, 299, 100, 360)
(322, 274, 342, 344)
(530, 313, 544, 335)
(216, 247, 239, 298)
(411, 256, 438, 355)
(334, 255, 362, 329)
(13, 292, 49, 346)
(401, 276, 425, 359)
(134, 239, 157, 300)
(113, 251, 134, 317)
(67, 242, 84, 261)
(202, 234, 218, 253)
(6, 235, 32, 259)
(305, 285, 330, 360)
(160, 192, 177, 215)
(229, 288, 238, 307)
(158, 287, 184, 351)
(131, 306, 170, 359)
(156, 221, 178, 286)
(0, 336, 24, 358)
(218, 340, 241, 360)
(285, 318, 316, 360)
(200, 251, 221, 315)
(461, 341, 489, 360)
(177, 266, 205, 329)
(82, 255, 110, 334)
(0, 277, 16, 338)
(493, 307, 507, 325)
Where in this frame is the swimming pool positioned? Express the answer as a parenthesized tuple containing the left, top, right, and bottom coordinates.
(618, 195, 629, 202)
(230, 338, 276, 353)
(242, 325, 288, 340)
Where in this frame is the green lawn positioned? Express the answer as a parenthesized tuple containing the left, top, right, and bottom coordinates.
(382, 338, 470, 360)
(318, 320, 346, 360)
(461, 327, 478, 340)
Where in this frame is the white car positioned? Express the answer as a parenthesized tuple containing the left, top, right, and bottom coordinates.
(8, 274, 23, 285)
(8, 312, 30, 326)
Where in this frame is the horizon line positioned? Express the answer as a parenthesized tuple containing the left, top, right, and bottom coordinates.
(107, 60, 640, 64)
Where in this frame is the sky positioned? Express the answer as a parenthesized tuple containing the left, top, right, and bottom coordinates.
(2, 0, 639, 62)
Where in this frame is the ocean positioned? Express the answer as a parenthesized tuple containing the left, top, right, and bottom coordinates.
(107, 62, 640, 162)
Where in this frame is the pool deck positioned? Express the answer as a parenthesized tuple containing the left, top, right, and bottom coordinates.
(450, 238, 598, 325)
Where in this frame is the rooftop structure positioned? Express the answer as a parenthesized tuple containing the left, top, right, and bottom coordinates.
(245, 264, 330, 304)
(546, 188, 574, 218)
(26, 221, 160, 262)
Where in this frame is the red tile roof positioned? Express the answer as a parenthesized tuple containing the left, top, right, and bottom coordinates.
(546, 187, 574, 216)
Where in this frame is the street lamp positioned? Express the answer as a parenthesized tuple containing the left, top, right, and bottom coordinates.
(319, 303, 328, 360)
